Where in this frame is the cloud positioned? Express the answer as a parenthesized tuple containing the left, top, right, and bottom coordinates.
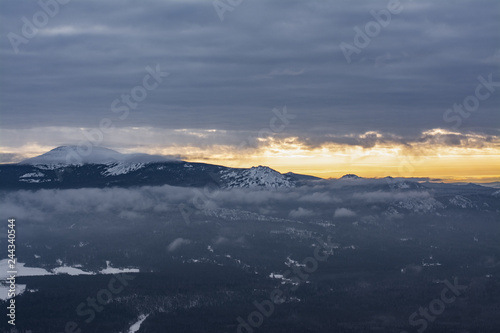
(297, 192, 341, 204)
(1, 128, 499, 170)
(352, 191, 432, 203)
(289, 207, 316, 219)
(0, 181, 356, 224)
(257, 68, 306, 79)
(334, 208, 356, 218)
(0, 185, 197, 221)
(167, 238, 191, 252)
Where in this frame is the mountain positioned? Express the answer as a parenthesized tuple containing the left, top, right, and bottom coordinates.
(19, 146, 124, 166)
(1, 146, 499, 215)
(1, 146, 296, 190)
(19, 145, 173, 169)
(220, 166, 295, 189)
(2, 149, 499, 333)
(339, 174, 361, 180)
(2, 148, 500, 333)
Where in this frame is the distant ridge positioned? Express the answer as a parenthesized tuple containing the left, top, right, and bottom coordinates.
(1, 146, 496, 193)
(20, 146, 123, 165)
(19, 146, 176, 167)
(339, 174, 361, 180)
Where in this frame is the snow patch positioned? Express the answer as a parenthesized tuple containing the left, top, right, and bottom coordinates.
(102, 162, 145, 176)
(20, 172, 44, 178)
(128, 314, 149, 333)
(395, 197, 444, 213)
(0, 260, 52, 279)
(99, 261, 139, 274)
(448, 195, 477, 209)
(220, 166, 295, 189)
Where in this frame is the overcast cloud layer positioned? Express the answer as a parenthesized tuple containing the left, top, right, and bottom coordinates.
(0, 0, 499, 160)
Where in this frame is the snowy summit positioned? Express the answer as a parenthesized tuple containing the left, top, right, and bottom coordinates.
(19, 146, 175, 169)
(20, 146, 124, 166)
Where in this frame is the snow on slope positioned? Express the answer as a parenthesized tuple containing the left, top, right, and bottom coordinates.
(394, 197, 445, 213)
(20, 146, 123, 167)
(0, 260, 52, 279)
(101, 153, 175, 176)
(0, 259, 140, 300)
(205, 208, 294, 223)
(220, 166, 295, 189)
(100, 260, 139, 274)
(19, 171, 51, 183)
(448, 195, 477, 209)
(128, 314, 150, 333)
(102, 162, 146, 176)
(20, 172, 44, 178)
(0, 259, 138, 279)
(19, 146, 177, 176)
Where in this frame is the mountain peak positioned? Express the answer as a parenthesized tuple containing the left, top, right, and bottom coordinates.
(220, 165, 294, 189)
(19, 146, 176, 168)
(20, 146, 123, 166)
(340, 174, 361, 180)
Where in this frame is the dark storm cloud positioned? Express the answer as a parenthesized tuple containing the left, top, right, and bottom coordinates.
(298, 130, 500, 149)
(0, 0, 498, 145)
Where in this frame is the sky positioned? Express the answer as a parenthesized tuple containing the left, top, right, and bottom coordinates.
(0, 0, 499, 181)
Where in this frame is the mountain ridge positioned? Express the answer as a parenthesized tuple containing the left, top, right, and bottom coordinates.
(1, 146, 497, 194)
(19, 145, 176, 167)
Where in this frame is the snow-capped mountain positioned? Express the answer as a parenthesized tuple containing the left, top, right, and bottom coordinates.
(339, 174, 362, 180)
(220, 166, 294, 189)
(2, 146, 298, 190)
(20, 146, 173, 170)
(20, 146, 124, 167)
